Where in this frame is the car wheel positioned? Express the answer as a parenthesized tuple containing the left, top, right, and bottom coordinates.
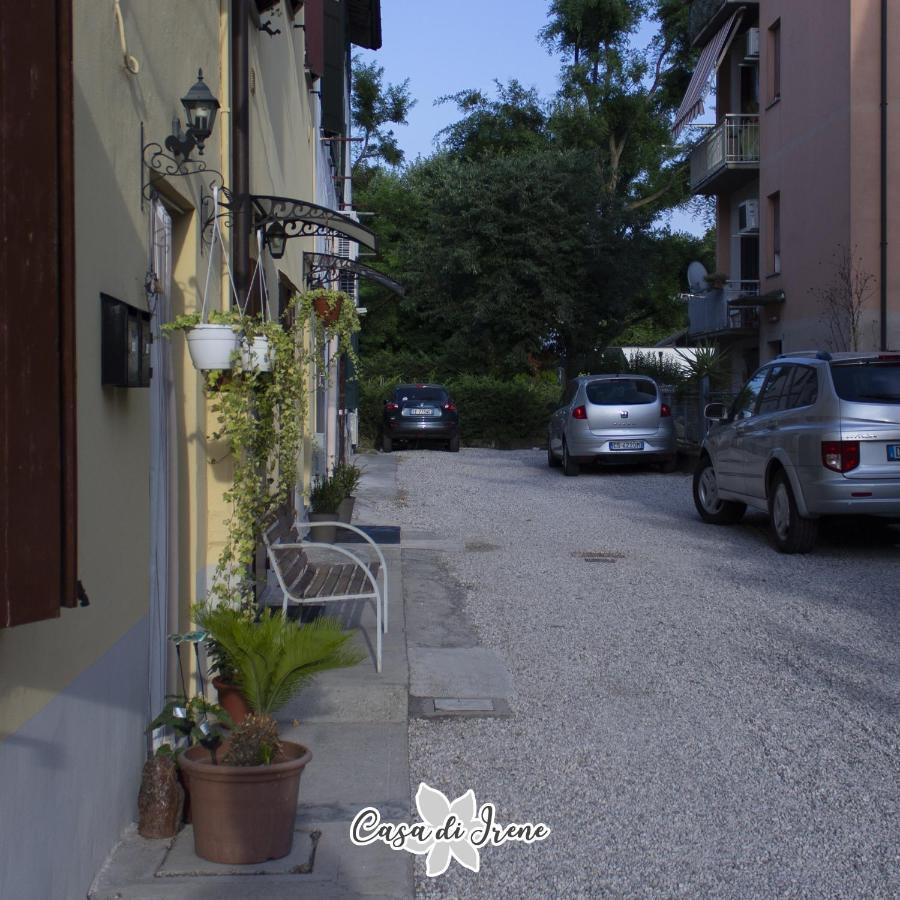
(693, 455, 745, 524)
(448, 434, 460, 453)
(547, 442, 561, 468)
(768, 470, 818, 553)
(562, 441, 580, 477)
(382, 433, 393, 453)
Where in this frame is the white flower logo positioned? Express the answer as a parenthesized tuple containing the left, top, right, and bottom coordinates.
(404, 783, 481, 876)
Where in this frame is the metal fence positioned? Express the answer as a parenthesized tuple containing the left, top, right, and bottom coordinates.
(690, 115, 760, 190)
(667, 389, 737, 447)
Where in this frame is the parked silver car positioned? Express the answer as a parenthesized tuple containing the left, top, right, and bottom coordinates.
(548, 375, 677, 475)
(694, 351, 900, 552)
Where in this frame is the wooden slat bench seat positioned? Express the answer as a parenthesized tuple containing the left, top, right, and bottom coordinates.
(262, 512, 388, 672)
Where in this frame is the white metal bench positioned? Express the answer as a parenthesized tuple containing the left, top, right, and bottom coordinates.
(262, 512, 389, 672)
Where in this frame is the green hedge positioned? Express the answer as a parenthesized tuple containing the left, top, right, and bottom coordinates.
(357, 373, 560, 449)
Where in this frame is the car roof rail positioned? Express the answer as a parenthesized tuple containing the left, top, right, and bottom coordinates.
(777, 350, 832, 361)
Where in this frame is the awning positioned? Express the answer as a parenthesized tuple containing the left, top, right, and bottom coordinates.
(306, 252, 405, 296)
(248, 196, 378, 251)
(672, 9, 745, 138)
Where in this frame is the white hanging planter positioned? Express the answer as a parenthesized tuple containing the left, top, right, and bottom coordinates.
(185, 324, 240, 371)
(241, 336, 272, 372)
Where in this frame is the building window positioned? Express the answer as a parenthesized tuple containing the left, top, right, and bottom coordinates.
(770, 191, 781, 274)
(769, 19, 781, 102)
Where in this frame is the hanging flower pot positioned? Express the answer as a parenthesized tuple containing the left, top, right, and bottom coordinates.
(312, 292, 342, 326)
(241, 336, 272, 372)
(185, 324, 241, 371)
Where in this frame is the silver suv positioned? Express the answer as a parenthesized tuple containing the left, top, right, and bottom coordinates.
(694, 351, 900, 552)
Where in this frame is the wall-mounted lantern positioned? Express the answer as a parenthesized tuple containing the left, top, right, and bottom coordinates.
(265, 222, 287, 259)
(165, 70, 220, 158)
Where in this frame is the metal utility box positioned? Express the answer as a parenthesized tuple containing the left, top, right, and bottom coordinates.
(101, 293, 151, 387)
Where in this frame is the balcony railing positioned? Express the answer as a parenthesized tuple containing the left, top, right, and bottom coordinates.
(690, 115, 760, 193)
(687, 281, 759, 336)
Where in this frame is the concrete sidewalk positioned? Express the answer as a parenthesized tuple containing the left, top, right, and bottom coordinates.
(90, 455, 412, 900)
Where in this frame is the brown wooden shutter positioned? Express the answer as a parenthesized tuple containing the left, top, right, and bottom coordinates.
(0, 0, 77, 627)
(322, 0, 347, 136)
(305, 0, 325, 78)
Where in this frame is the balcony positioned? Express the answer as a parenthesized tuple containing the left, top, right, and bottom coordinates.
(687, 281, 760, 337)
(690, 115, 759, 195)
(689, 0, 758, 47)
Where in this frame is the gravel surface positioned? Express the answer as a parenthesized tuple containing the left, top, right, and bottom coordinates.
(372, 448, 899, 899)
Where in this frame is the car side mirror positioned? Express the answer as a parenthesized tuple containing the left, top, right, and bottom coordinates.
(704, 402, 729, 422)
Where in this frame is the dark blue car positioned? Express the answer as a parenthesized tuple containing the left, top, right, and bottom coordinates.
(381, 384, 460, 452)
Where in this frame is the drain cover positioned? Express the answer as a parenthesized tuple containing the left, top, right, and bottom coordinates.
(433, 698, 495, 712)
(572, 550, 625, 562)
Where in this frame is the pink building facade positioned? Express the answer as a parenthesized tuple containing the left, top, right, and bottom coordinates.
(682, 0, 900, 381)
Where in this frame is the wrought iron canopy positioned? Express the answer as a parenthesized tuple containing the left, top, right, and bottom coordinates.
(218, 192, 378, 250)
(307, 252, 404, 295)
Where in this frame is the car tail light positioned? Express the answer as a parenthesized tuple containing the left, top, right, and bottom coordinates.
(821, 440, 860, 473)
(572, 405, 587, 420)
(660, 403, 671, 418)
(443, 402, 457, 412)
(385, 402, 399, 412)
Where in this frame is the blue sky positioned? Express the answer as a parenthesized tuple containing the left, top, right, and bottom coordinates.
(356, 1, 705, 236)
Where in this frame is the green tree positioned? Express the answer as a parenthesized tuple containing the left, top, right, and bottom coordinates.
(351, 57, 416, 174)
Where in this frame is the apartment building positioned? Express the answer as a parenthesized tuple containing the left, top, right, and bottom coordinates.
(0, 2, 382, 896)
(676, 0, 900, 384)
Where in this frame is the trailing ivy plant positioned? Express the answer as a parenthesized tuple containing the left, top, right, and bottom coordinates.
(293, 288, 362, 377)
(206, 309, 310, 607)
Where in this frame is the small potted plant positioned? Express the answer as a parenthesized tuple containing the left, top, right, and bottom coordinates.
(310, 288, 345, 326)
(307, 474, 344, 542)
(163, 309, 244, 372)
(332, 462, 363, 524)
(704, 272, 729, 290)
(182, 608, 363, 863)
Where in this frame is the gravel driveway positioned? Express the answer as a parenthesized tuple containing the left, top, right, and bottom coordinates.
(373, 448, 899, 899)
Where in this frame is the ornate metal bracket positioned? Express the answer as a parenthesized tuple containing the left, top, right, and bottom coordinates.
(141, 122, 223, 211)
(259, 19, 281, 36)
(306, 252, 404, 295)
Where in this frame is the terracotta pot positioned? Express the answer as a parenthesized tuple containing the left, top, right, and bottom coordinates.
(313, 294, 342, 326)
(337, 496, 355, 524)
(308, 512, 337, 543)
(178, 741, 312, 864)
(213, 676, 252, 726)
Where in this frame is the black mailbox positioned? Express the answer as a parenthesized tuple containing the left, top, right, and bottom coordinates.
(101, 293, 152, 387)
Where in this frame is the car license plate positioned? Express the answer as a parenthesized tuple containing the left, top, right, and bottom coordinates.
(887, 444, 900, 460)
(403, 407, 435, 416)
(609, 440, 644, 451)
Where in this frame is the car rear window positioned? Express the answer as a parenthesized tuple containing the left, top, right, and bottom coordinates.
(830, 363, 900, 404)
(586, 379, 657, 406)
(394, 386, 448, 403)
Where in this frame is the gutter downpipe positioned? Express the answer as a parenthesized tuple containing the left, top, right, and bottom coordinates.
(231, 0, 250, 311)
(881, 0, 888, 350)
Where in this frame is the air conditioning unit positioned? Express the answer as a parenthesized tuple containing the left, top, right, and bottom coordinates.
(746, 27, 760, 58)
(738, 200, 760, 233)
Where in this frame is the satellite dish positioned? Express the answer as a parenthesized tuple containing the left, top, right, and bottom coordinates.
(687, 261, 709, 295)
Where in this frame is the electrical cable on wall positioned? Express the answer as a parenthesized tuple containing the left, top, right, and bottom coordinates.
(114, 0, 140, 75)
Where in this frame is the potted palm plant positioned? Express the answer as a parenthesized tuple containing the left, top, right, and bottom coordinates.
(182, 608, 363, 864)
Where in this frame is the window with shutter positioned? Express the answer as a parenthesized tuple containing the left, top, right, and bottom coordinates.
(0, 0, 77, 626)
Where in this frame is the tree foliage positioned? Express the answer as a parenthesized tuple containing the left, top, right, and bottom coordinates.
(354, 0, 709, 378)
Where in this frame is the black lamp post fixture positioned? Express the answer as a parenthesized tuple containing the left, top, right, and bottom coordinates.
(265, 222, 287, 259)
(165, 69, 220, 158)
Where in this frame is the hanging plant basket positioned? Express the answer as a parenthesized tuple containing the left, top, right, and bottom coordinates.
(312, 292, 343, 326)
(186, 324, 241, 372)
(241, 336, 272, 373)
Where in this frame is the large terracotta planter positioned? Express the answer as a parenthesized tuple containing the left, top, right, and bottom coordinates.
(312, 294, 342, 326)
(178, 741, 312, 864)
(213, 676, 252, 726)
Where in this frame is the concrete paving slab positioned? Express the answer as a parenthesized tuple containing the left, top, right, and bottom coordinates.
(408, 646, 513, 699)
(157, 826, 318, 876)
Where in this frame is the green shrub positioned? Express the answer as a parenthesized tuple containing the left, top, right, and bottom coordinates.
(357, 372, 561, 449)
